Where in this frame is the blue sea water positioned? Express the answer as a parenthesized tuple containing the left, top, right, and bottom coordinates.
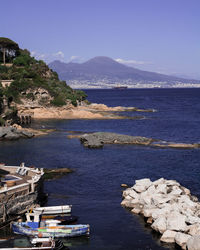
(0, 88, 200, 249)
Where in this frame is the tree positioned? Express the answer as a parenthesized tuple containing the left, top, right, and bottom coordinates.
(0, 37, 19, 65)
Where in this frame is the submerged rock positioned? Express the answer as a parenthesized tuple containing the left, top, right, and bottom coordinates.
(43, 168, 73, 180)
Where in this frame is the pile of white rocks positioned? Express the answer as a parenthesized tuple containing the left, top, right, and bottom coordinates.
(121, 178, 200, 250)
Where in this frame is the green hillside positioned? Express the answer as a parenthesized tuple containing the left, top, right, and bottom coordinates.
(0, 37, 87, 119)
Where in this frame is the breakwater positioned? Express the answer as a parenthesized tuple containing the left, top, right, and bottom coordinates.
(121, 178, 200, 249)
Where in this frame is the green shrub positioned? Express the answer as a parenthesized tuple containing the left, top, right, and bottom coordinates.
(13, 54, 32, 66)
(50, 95, 66, 106)
(0, 65, 8, 73)
(0, 117, 5, 125)
(84, 99, 91, 105)
(26, 93, 34, 100)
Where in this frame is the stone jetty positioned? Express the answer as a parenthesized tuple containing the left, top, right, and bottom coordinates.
(121, 178, 200, 249)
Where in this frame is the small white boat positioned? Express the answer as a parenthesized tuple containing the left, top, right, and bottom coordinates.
(0, 237, 67, 250)
(33, 205, 72, 214)
(30, 238, 53, 245)
(31, 237, 66, 249)
(0, 238, 55, 250)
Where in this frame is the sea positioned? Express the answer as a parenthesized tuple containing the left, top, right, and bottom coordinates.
(0, 88, 200, 249)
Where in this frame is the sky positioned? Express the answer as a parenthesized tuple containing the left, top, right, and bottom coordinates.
(1, 0, 200, 79)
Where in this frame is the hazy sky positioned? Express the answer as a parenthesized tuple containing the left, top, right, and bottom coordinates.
(1, 0, 200, 79)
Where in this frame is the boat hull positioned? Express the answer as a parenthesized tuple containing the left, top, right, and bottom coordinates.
(12, 222, 89, 238)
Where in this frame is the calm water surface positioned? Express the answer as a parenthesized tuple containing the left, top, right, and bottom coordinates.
(0, 88, 200, 249)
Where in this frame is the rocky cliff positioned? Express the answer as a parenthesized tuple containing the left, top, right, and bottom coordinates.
(0, 37, 87, 125)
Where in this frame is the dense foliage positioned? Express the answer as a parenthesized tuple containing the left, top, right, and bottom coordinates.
(0, 39, 87, 107)
(0, 37, 20, 64)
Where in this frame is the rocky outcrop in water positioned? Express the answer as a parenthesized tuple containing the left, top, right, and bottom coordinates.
(43, 168, 73, 180)
(121, 178, 200, 249)
(79, 132, 200, 149)
(0, 127, 34, 140)
(80, 132, 153, 148)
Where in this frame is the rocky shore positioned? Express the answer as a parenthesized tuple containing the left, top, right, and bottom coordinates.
(71, 132, 200, 149)
(121, 178, 200, 249)
(0, 127, 34, 140)
(16, 103, 154, 120)
(0, 126, 55, 141)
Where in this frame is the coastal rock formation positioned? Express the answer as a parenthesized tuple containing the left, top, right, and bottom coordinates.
(16, 103, 150, 120)
(78, 132, 200, 149)
(43, 168, 73, 180)
(20, 88, 53, 107)
(0, 126, 34, 140)
(87, 103, 155, 112)
(80, 132, 153, 148)
(121, 178, 200, 249)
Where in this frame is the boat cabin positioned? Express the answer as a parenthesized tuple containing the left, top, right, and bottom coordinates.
(25, 212, 61, 228)
(25, 212, 41, 228)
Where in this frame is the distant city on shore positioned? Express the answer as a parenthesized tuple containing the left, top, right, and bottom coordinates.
(49, 56, 200, 89)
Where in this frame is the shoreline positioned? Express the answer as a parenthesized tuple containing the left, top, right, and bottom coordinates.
(16, 103, 154, 120)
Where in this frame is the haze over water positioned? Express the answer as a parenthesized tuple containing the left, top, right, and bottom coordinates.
(0, 88, 200, 249)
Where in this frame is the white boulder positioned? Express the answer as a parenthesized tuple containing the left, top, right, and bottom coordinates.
(143, 208, 157, 218)
(175, 232, 191, 250)
(151, 216, 167, 234)
(186, 215, 200, 225)
(152, 178, 165, 186)
(152, 194, 171, 206)
(121, 199, 131, 207)
(170, 185, 183, 196)
(131, 207, 141, 214)
(133, 178, 152, 193)
(160, 230, 177, 243)
(165, 180, 180, 186)
(128, 189, 140, 199)
(152, 207, 169, 221)
(188, 224, 200, 236)
(139, 192, 153, 206)
(186, 235, 200, 250)
(166, 212, 187, 232)
(155, 183, 167, 194)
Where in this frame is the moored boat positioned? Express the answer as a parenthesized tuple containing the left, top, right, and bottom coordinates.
(12, 221, 90, 238)
(41, 214, 78, 224)
(31, 238, 67, 250)
(0, 237, 64, 250)
(33, 205, 72, 215)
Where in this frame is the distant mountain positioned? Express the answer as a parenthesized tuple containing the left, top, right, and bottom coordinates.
(49, 56, 200, 88)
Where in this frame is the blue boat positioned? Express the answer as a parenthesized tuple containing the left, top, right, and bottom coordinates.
(12, 222, 90, 238)
(12, 212, 90, 238)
